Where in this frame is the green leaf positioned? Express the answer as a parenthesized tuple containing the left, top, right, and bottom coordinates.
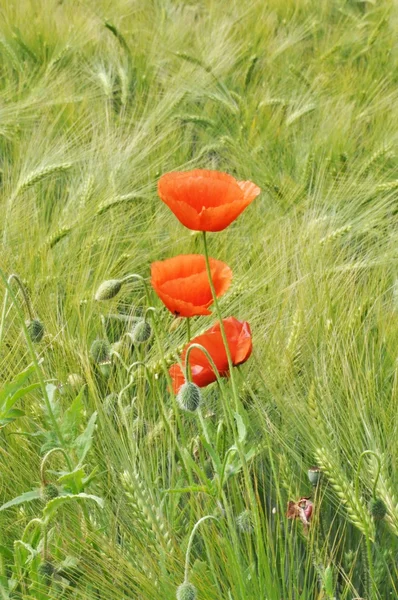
(74, 411, 97, 464)
(234, 412, 247, 443)
(0, 365, 35, 409)
(0, 545, 13, 561)
(57, 467, 86, 494)
(61, 389, 85, 437)
(0, 489, 41, 512)
(43, 493, 104, 519)
(3, 383, 40, 413)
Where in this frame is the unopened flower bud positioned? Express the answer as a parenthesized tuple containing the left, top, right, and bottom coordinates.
(94, 279, 123, 301)
(369, 497, 387, 520)
(177, 382, 202, 412)
(176, 582, 197, 600)
(67, 373, 85, 389)
(26, 318, 44, 342)
(38, 561, 55, 580)
(131, 320, 152, 343)
(90, 339, 110, 363)
(42, 483, 59, 501)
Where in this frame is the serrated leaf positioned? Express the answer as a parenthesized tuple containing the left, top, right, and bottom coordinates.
(57, 467, 86, 494)
(74, 411, 97, 464)
(0, 489, 41, 512)
(0, 365, 35, 409)
(42, 493, 104, 519)
(61, 389, 85, 437)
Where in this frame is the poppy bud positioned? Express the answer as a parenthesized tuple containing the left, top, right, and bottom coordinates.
(94, 279, 123, 301)
(67, 373, 85, 390)
(308, 467, 321, 486)
(90, 339, 111, 363)
(369, 497, 387, 520)
(38, 561, 55, 580)
(177, 382, 202, 413)
(236, 509, 254, 533)
(42, 483, 59, 502)
(176, 582, 197, 600)
(26, 318, 44, 342)
(131, 320, 152, 343)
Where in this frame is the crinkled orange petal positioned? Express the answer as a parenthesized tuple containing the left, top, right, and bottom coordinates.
(158, 170, 260, 232)
(151, 255, 232, 317)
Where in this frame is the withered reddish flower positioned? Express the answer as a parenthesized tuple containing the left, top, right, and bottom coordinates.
(158, 169, 261, 232)
(286, 497, 314, 534)
(151, 254, 232, 317)
(169, 316, 252, 393)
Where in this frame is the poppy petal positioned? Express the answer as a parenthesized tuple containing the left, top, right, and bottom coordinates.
(151, 255, 232, 317)
(158, 170, 260, 232)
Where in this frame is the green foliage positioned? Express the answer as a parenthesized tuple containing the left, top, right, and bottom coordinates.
(1, 0, 398, 598)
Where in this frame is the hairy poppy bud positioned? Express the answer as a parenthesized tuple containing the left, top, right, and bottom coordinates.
(67, 373, 85, 389)
(42, 483, 59, 502)
(26, 318, 44, 342)
(177, 382, 202, 412)
(94, 279, 123, 301)
(90, 339, 110, 363)
(38, 561, 55, 579)
(369, 497, 387, 520)
(131, 320, 152, 343)
(308, 467, 321, 486)
(176, 582, 197, 600)
(236, 509, 254, 533)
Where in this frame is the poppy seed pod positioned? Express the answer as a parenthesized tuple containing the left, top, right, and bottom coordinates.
(94, 279, 123, 301)
(176, 582, 197, 600)
(90, 339, 111, 363)
(308, 467, 321, 486)
(369, 497, 387, 520)
(26, 318, 44, 342)
(131, 320, 152, 343)
(177, 382, 202, 412)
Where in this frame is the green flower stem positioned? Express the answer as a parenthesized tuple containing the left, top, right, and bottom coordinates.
(133, 274, 193, 483)
(7, 274, 35, 319)
(202, 232, 240, 409)
(201, 231, 266, 573)
(184, 515, 218, 584)
(186, 317, 191, 342)
(0, 268, 71, 467)
(40, 447, 72, 485)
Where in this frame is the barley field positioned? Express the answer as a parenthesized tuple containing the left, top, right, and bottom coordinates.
(1, 1, 398, 599)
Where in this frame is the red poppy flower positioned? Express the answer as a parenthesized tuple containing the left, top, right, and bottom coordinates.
(158, 169, 261, 232)
(169, 317, 252, 392)
(151, 254, 232, 317)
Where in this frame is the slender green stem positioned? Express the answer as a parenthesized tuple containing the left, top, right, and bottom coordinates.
(8, 274, 35, 319)
(40, 447, 72, 485)
(202, 232, 240, 405)
(186, 317, 191, 342)
(184, 342, 223, 384)
(184, 515, 218, 583)
(0, 287, 9, 349)
(0, 268, 71, 465)
(355, 450, 382, 502)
